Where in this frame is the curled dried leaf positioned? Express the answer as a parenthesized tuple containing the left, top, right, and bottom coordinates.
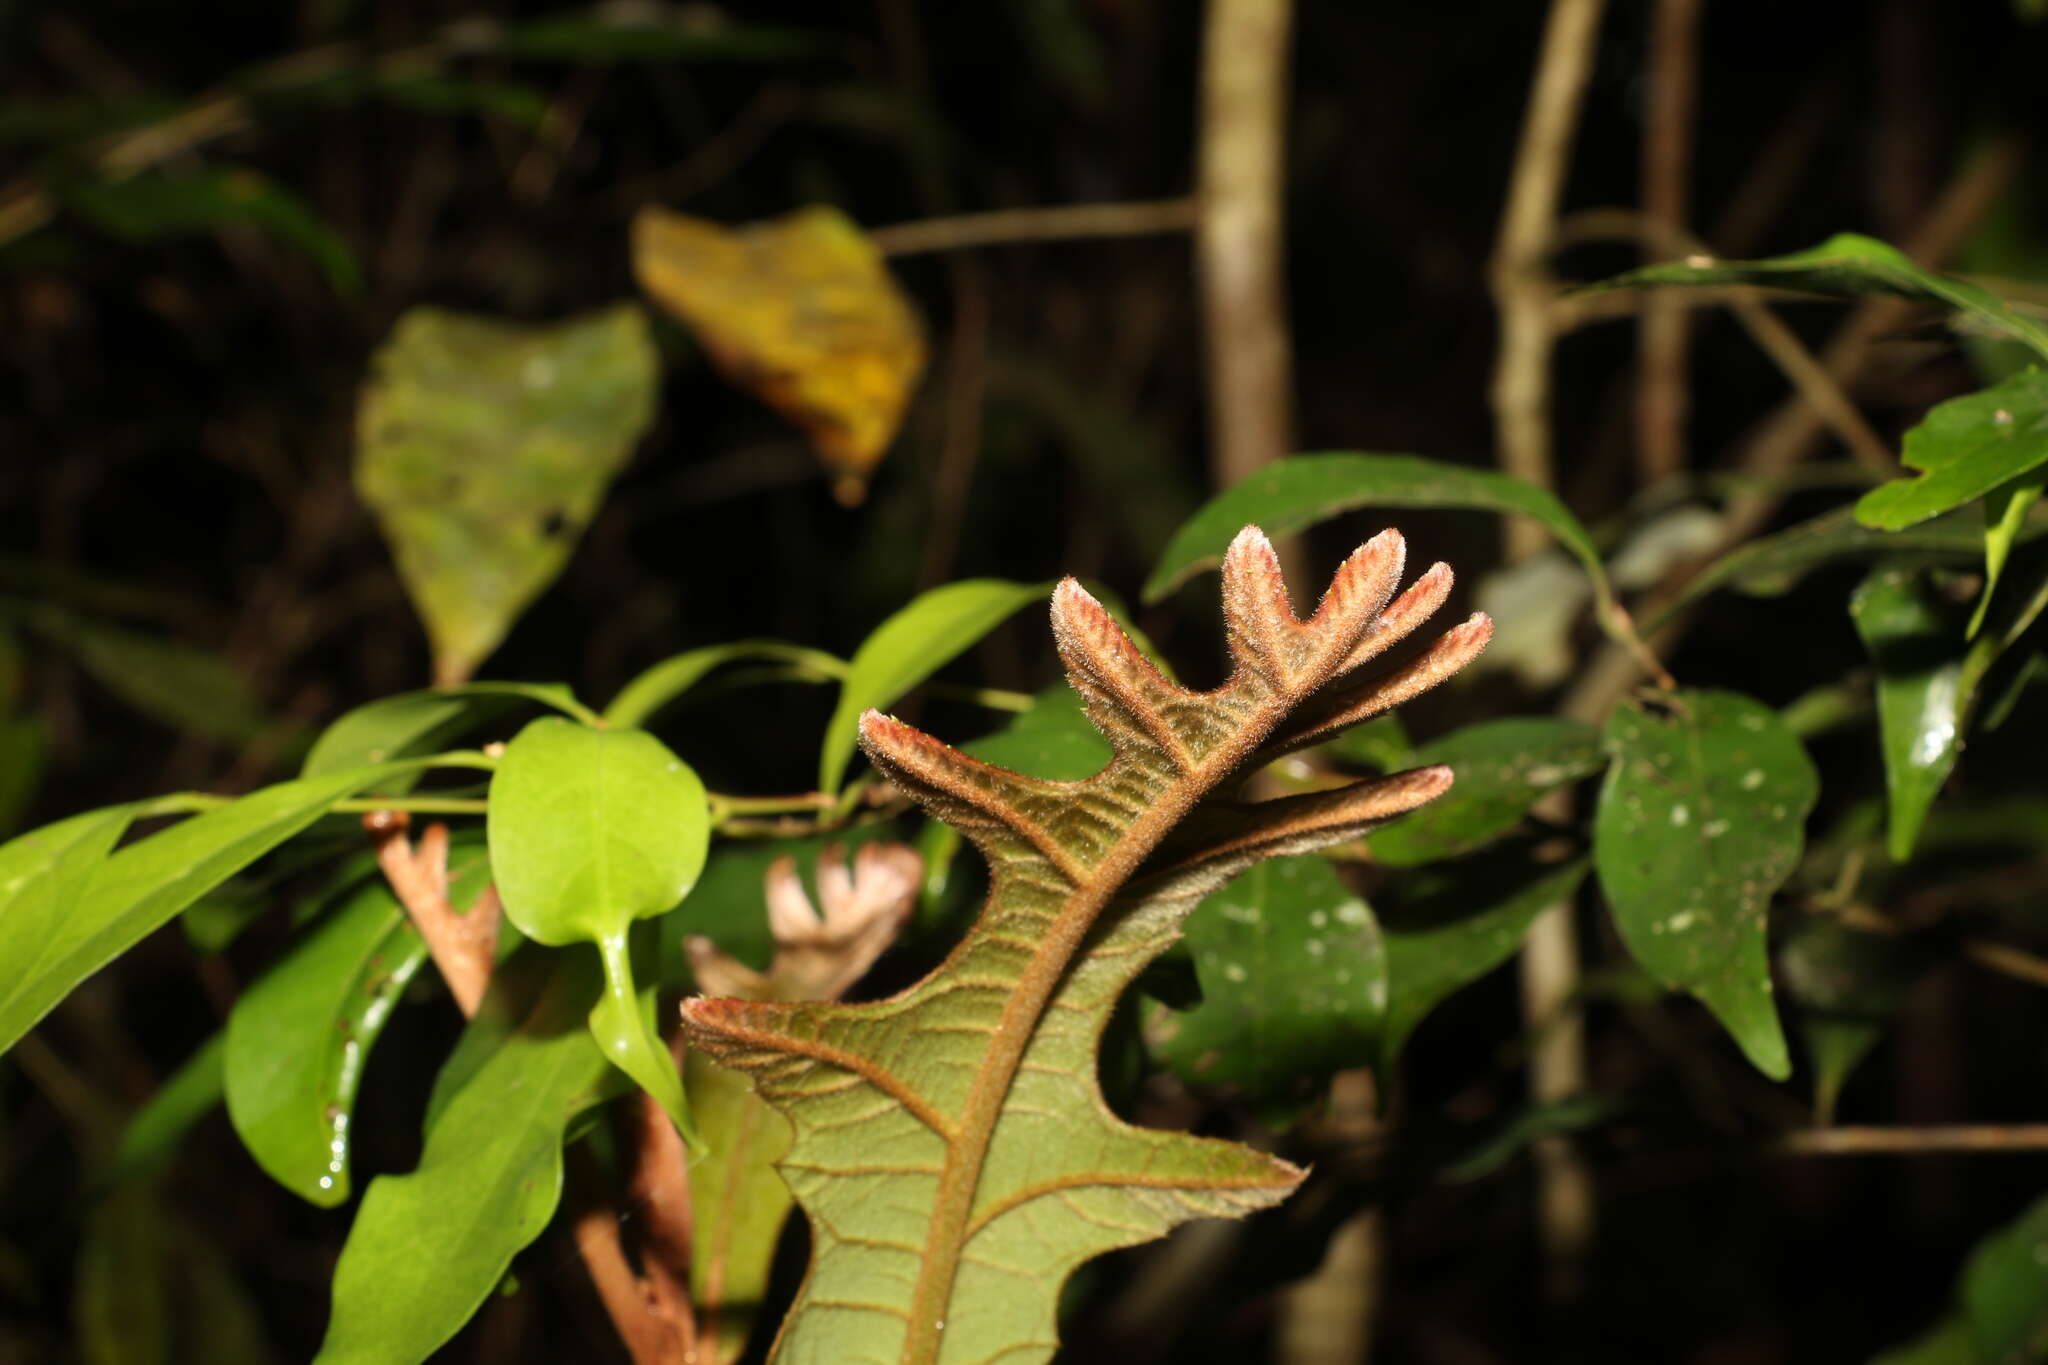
(686, 841, 922, 1003)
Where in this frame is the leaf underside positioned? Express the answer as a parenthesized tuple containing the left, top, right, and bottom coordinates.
(681, 525, 1491, 1365)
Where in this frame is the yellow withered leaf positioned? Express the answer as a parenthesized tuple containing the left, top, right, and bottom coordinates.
(631, 204, 927, 504)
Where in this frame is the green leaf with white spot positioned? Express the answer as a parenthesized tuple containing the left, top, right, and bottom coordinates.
(1367, 718, 1603, 867)
(1595, 691, 1817, 1079)
(488, 717, 708, 1141)
(1857, 370, 2048, 531)
(1155, 855, 1386, 1105)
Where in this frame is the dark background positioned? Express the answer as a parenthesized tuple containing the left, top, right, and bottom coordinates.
(5, 2, 2048, 1361)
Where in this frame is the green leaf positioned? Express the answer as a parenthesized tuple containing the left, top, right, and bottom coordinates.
(680, 534, 1482, 1364)
(1585, 232, 2048, 361)
(1366, 718, 1603, 867)
(1974, 469, 2048, 637)
(108, 1032, 224, 1185)
(1378, 850, 1590, 1076)
(355, 305, 659, 686)
(1876, 1192, 2048, 1364)
(1321, 712, 1414, 771)
(1777, 916, 1917, 1124)
(1437, 1092, 1623, 1184)
(24, 608, 269, 742)
(0, 761, 428, 1058)
(0, 711, 44, 834)
(1143, 452, 1607, 605)
(685, 1052, 796, 1365)
(818, 577, 1049, 791)
(1594, 691, 1818, 1079)
(302, 682, 590, 777)
(959, 683, 1110, 781)
(1155, 855, 1387, 1106)
(1647, 504, 2034, 631)
(60, 166, 361, 295)
(1850, 565, 1972, 862)
(488, 717, 708, 1139)
(604, 639, 846, 729)
(224, 845, 492, 1205)
(315, 949, 620, 1365)
(1856, 370, 2048, 531)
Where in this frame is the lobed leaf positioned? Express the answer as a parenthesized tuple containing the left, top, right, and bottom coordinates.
(682, 525, 1491, 1364)
(1595, 692, 1816, 1079)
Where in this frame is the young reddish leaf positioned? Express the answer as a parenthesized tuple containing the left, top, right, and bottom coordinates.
(681, 525, 1488, 1365)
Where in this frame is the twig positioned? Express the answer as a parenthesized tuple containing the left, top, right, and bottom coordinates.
(1491, 0, 1610, 1298)
(916, 264, 991, 581)
(1488, 0, 1609, 561)
(1554, 209, 1893, 471)
(869, 197, 1199, 257)
(1197, 0, 1297, 501)
(362, 813, 499, 1019)
(1637, 0, 1702, 484)
(1776, 1125, 2048, 1155)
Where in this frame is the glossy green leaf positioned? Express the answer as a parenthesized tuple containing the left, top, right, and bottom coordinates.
(685, 1051, 795, 1365)
(1595, 691, 1818, 1079)
(24, 607, 268, 742)
(1585, 232, 2048, 361)
(1778, 916, 1917, 1124)
(107, 1032, 224, 1185)
(1143, 452, 1607, 605)
(356, 304, 659, 685)
(0, 760, 428, 1058)
(1856, 370, 2048, 531)
(61, 166, 360, 295)
(818, 577, 1048, 791)
(1378, 851, 1590, 1075)
(604, 639, 846, 729)
(488, 717, 708, 1139)
(1321, 712, 1414, 771)
(1155, 855, 1387, 1105)
(225, 845, 492, 1205)
(302, 682, 590, 777)
(1367, 719, 1603, 867)
(1851, 566, 1969, 862)
(316, 950, 620, 1365)
(960, 682, 1110, 781)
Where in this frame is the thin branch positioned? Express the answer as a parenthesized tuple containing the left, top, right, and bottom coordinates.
(1492, 0, 1611, 1297)
(869, 198, 1199, 257)
(1488, 0, 1609, 561)
(1637, 0, 1702, 484)
(1197, 0, 1297, 500)
(1777, 1125, 2048, 1156)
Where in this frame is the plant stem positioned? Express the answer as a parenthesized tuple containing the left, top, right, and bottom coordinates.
(1637, 0, 1702, 485)
(870, 198, 1199, 257)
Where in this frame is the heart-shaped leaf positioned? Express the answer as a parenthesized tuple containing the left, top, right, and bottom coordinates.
(356, 304, 659, 685)
(488, 717, 708, 1140)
